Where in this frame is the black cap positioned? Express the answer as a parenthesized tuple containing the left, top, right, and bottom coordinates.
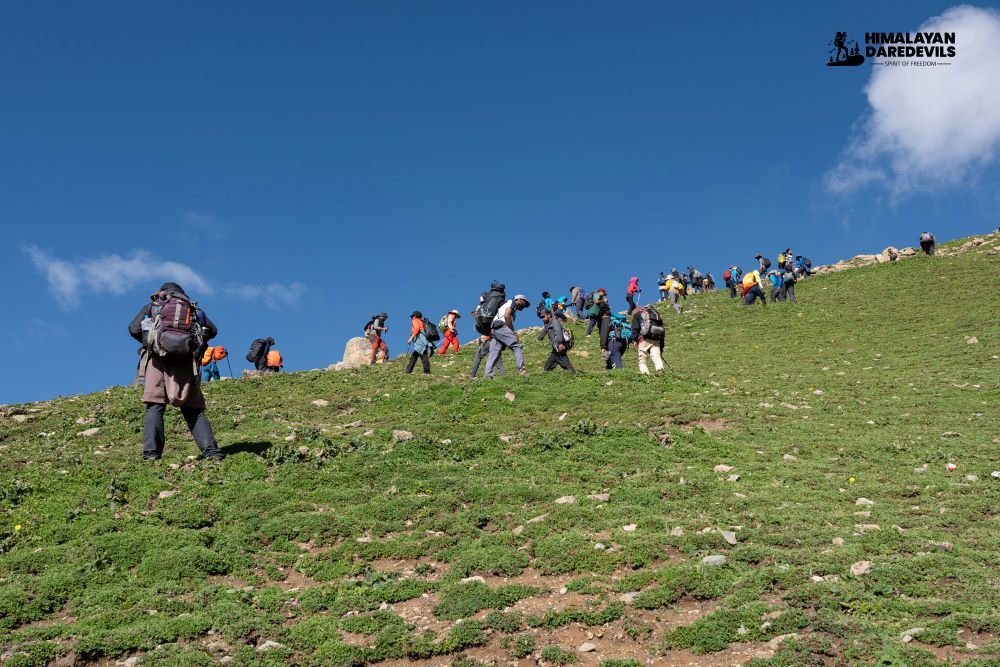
(410, 310, 422, 318)
(379, 312, 388, 318)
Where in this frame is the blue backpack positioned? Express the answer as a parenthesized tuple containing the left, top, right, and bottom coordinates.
(609, 314, 633, 343)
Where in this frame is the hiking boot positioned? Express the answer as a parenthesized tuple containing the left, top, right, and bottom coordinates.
(205, 453, 226, 462)
(518, 369, 528, 377)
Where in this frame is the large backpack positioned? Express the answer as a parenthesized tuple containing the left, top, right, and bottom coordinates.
(583, 292, 595, 309)
(639, 307, 665, 340)
(742, 272, 756, 290)
(266, 350, 282, 368)
(760, 257, 771, 272)
(422, 318, 441, 343)
(201, 346, 215, 366)
(535, 301, 548, 319)
(148, 292, 203, 360)
(474, 287, 506, 335)
(246, 338, 268, 364)
(561, 326, 575, 350)
(363, 319, 375, 338)
(722, 269, 732, 282)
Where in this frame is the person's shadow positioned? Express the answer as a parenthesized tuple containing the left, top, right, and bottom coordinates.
(220, 441, 273, 456)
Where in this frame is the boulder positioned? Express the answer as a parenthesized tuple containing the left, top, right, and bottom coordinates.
(331, 337, 372, 370)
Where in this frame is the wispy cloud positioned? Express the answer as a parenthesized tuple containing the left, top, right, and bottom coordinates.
(223, 282, 307, 310)
(825, 5, 1000, 196)
(180, 210, 233, 239)
(25, 246, 212, 310)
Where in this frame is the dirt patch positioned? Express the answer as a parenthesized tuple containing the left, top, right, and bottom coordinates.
(390, 593, 451, 635)
(272, 566, 321, 591)
(662, 416, 733, 433)
(370, 557, 442, 579)
(913, 628, 1000, 662)
(294, 539, 341, 554)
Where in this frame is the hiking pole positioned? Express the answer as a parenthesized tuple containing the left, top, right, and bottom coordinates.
(226, 357, 234, 378)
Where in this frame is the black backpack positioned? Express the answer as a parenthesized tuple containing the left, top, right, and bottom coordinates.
(474, 288, 506, 335)
(246, 338, 267, 364)
(535, 302, 548, 319)
(583, 293, 595, 309)
(422, 318, 441, 343)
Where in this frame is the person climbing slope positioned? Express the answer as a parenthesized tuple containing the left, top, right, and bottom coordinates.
(485, 294, 530, 378)
(742, 269, 767, 306)
(366, 312, 389, 364)
(625, 276, 640, 314)
(537, 309, 575, 372)
(405, 310, 435, 374)
(437, 310, 461, 355)
(631, 305, 665, 375)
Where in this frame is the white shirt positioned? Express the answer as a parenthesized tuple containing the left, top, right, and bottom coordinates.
(494, 300, 515, 326)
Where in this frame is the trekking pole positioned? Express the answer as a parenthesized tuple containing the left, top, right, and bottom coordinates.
(226, 357, 234, 378)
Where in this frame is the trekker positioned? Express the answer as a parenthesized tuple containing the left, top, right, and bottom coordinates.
(470, 335, 505, 378)
(688, 267, 702, 294)
(246, 337, 275, 371)
(585, 288, 607, 337)
(781, 267, 797, 303)
(606, 313, 631, 370)
(724, 265, 742, 298)
(705, 273, 716, 291)
(662, 276, 685, 314)
(755, 254, 772, 275)
(919, 231, 936, 255)
(794, 256, 812, 278)
(631, 305, 665, 375)
(569, 286, 583, 321)
(200, 346, 227, 382)
(437, 310, 461, 355)
(553, 296, 570, 322)
(538, 310, 575, 372)
(265, 348, 283, 372)
(766, 270, 785, 303)
(405, 310, 434, 374)
(625, 276, 640, 314)
(586, 288, 613, 357)
(366, 312, 389, 364)
(742, 270, 767, 306)
(127, 282, 225, 462)
(485, 294, 530, 378)
(658, 272, 668, 301)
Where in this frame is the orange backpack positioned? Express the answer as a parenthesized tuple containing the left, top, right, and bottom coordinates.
(266, 350, 283, 368)
(212, 346, 228, 361)
(200, 347, 215, 366)
(741, 272, 756, 290)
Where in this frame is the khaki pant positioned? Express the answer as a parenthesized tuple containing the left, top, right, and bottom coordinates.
(637, 339, 664, 375)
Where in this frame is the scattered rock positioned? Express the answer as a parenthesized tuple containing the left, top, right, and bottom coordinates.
(311, 399, 329, 407)
(527, 514, 548, 524)
(900, 627, 924, 643)
(855, 524, 880, 534)
(965, 474, 978, 482)
(720, 530, 738, 546)
(670, 527, 685, 537)
(512, 525, 524, 535)
(555, 495, 577, 505)
(966, 337, 979, 344)
(392, 430, 413, 442)
(914, 464, 928, 473)
(461, 576, 486, 584)
(116, 658, 140, 667)
(587, 493, 610, 502)
(157, 490, 179, 499)
(850, 560, 873, 576)
(594, 543, 606, 550)
(11, 414, 29, 423)
(558, 412, 568, 421)
(927, 541, 954, 551)
(578, 642, 597, 653)
(620, 592, 640, 604)
(77, 427, 100, 437)
(498, 434, 512, 443)
(256, 640, 284, 652)
(713, 464, 734, 473)
(622, 524, 637, 532)
(727, 474, 741, 482)
(356, 536, 373, 543)
(702, 555, 727, 566)
(783, 454, 798, 462)
(941, 431, 962, 438)
(504, 391, 516, 402)
(855, 497, 874, 506)
(812, 389, 824, 396)
(767, 633, 800, 650)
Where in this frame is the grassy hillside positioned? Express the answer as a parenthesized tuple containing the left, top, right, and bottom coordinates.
(2, 234, 999, 667)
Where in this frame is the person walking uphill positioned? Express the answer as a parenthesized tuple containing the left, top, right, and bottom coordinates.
(631, 305, 665, 375)
(437, 310, 461, 355)
(485, 295, 530, 378)
(538, 309, 575, 372)
(626, 277, 640, 314)
(128, 282, 225, 462)
(919, 231, 936, 256)
(742, 269, 767, 306)
(405, 311, 435, 374)
(366, 312, 389, 364)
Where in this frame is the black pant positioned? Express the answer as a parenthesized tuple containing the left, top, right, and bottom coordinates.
(781, 282, 796, 302)
(544, 351, 575, 372)
(625, 293, 636, 314)
(405, 350, 431, 374)
(744, 285, 766, 305)
(143, 402, 222, 460)
(920, 240, 935, 255)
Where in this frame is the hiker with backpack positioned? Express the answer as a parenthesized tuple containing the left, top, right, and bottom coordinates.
(658, 272, 669, 301)
(485, 294, 530, 378)
(246, 337, 275, 371)
(569, 286, 584, 321)
(755, 254, 771, 275)
(536, 292, 553, 320)
(405, 310, 436, 374)
(437, 310, 461, 355)
(766, 270, 785, 303)
(919, 231, 936, 255)
(742, 269, 767, 306)
(631, 305, 665, 375)
(705, 273, 716, 291)
(365, 313, 389, 364)
(586, 288, 613, 358)
(553, 296, 570, 322)
(606, 313, 632, 369)
(625, 276, 640, 314)
(265, 348, 283, 372)
(687, 267, 702, 294)
(794, 256, 813, 278)
(537, 309, 575, 373)
(725, 266, 743, 298)
(662, 276, 685, 314)
(470, 334, 505, 378)
(127, 282, 225, 462)
(200, 346, 228, 382)
(780, 267, 797, 302)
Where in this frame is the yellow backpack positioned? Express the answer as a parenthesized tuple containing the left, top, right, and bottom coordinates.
(742, 272, 756, 290)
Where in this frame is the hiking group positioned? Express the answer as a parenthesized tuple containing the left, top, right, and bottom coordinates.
(124, 232, 935, 460)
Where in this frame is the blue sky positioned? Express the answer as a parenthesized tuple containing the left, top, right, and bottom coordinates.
(4, 1, 1000, 403)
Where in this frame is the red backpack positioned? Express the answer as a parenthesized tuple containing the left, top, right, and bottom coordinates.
(148, 291, 203, 360)
(722, 269, 732, 281)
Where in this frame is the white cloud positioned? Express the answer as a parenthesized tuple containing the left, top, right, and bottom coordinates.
(25, 246, 211, 310)
(183, 210, 216, 227)
(825, 5, 1000, 196)
(224, 282, 307, 310)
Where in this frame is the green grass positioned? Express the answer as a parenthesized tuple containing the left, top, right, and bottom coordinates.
(1, 232, 999, 665)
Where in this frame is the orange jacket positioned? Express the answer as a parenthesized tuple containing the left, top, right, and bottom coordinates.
(410, 317, 424, 337)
